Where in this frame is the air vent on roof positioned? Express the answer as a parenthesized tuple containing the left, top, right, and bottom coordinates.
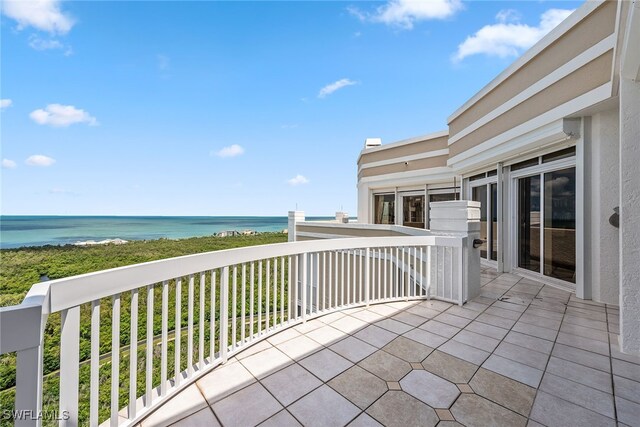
(365, 138, 382, 149)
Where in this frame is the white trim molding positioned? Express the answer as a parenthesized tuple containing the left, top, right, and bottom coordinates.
(447, 83, 612, 173)
(357, 130, 448, 164)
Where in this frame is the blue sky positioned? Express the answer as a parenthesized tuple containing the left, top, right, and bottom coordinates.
(1, 0, 581, 216)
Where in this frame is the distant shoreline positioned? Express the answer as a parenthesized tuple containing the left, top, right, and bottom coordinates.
(1, 215, 330, 249)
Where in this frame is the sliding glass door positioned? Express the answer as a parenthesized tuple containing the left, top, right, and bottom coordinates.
(401, 194, 425, 229)
(470, 176, 498, 264)
(516, 167, 576, 283)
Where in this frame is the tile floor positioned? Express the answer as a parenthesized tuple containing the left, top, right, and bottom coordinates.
(139, 268, 640, 427)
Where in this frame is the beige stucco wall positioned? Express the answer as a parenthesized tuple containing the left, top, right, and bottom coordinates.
(358, 135, 448, 165)
(358, 154, 449, 179)
(449, 0, 617, 138)
(449, 50, 614, 158)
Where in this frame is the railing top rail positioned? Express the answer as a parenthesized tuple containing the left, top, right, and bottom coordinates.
(9, 235, 464, 315)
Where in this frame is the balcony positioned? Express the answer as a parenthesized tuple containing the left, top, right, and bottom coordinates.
(1, 226, 637, 426)
(139, 267, 635, 427)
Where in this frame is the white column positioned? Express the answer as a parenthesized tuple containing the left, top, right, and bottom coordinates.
(288, 211, 305, 242)
(619, 78, 640, 355)
(619, 0, 640, 356)
(429, 200, 482, 301)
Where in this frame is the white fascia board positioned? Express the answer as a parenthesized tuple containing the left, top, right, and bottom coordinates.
(621, 0, 640, 80)
(448, 0, 606, 123)
(357, 130, 449, 164)
(447, 83, 611, 172)
(358, 148, 450, 173)
(448, 34, 616, 146)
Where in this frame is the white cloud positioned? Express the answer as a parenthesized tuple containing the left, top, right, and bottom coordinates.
(318, 78, 358, 98)
(28, 35, 73, 55)
(1, 0, 74, 34)
(214, 144, 245, 158)
(30, 104, 98, 127)
(2, 159, 17, 169)
(288, 174, 309, 186)
(349, 0, 463, 30)
(25, 155, 56, 167)
(453, 8, 574, 62)
(0, 99, 12, 110)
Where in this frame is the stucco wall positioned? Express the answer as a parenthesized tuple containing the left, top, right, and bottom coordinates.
(588, 109, 620, 304)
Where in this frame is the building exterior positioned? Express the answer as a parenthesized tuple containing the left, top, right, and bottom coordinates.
(356, 0, 640, 355)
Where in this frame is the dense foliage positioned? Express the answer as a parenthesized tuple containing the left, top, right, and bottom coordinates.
(0, 233, 288, 426)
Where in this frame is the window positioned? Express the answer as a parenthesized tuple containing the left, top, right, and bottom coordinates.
(374, 194, 395, 224)
(402, 195, 425, 228)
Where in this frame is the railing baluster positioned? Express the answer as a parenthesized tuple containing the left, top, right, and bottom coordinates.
(341, 251, 345, 306)
(321, 252, 326, 311)
(241, 264, 246, 343)
(175, 278, 182, 387)
(258, 260, 262, 335)
(199, 273, 205, 369)
(419, 247, 424, 297)
(301, 254, 307, 321)
(211, 271, 216, 358)
(314, 253, 319, 313)
(365, 248, 370, 306)
(384, 248, 387, 299)
(288, 256, 293, 321)
(146, 285, 154, 406)
(377, 249, 381, 300)
(60, 306, 80, 426)
(129, 289, 138, 419)
(266, 259, 271, 331)
(232, 266, 237, 349)
(427, 246, 431, 300)
(250, 263, 255, 338)
(280, 257, 285, 323)
(187, 275, 194, 375)
(89, 300, 100, 427)
(458, 246, 464, 305)
(110, 295, 120, 425)
(161, 280, 169, 396)
(329, 252, 334, 309)
(220, 266, 229, 362)
(273, 258, 278, 326)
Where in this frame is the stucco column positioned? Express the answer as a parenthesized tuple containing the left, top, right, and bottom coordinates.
(429, 201, 482, 301)
(288, 211, 305, 242)
(619, 76, 640, 355)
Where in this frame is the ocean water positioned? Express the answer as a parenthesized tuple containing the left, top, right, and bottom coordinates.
(0, 216, 331, 249)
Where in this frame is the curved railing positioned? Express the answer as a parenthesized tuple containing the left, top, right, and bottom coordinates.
(0, 235, 468, 426)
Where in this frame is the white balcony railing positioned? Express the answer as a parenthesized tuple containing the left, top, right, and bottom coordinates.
(0, 235, 471, 427)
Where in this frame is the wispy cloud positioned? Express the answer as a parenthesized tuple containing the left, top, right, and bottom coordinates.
(349, 0, 463, 30)
(28, 35, 73, 55)
(30, 104, 98, 127)
(2, 159, 17, 169)
(288, 174, 309, 186)
(318, 78, 358, 99)
(213, 144, 245, 158)
(0, 99, 12, 110)
(1, 0, 74, 34)
(453, 8, 574, 62)
(26, 155, 56, 167)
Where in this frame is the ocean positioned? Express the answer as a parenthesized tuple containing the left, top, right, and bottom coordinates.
(0, 216, 332, 249)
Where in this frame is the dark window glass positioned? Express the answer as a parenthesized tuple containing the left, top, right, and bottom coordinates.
(487, 170, 497, 177)
(542, 147, 576, 163)
(472, 186, 488, 259)
(374, 194, 395, 224)
(402, 195, 425, 229)
(491, 183, 498, 261)
(511, 157, 539, 171)
(429, 192, 458, 203)
(518, 175, 541, 273)
(469, 173, 486, 181)
(543, 168, 576, 283)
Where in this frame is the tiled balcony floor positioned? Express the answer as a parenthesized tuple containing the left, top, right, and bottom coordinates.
(140, 268, 640, 427)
